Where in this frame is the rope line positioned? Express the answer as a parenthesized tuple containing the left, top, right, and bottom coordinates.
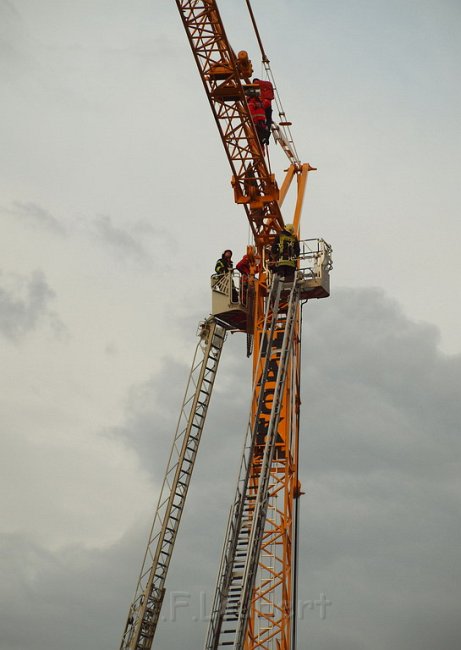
(244, 0, 301, 165)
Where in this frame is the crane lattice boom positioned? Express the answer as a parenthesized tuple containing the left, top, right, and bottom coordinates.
(118, 3, 332, 650)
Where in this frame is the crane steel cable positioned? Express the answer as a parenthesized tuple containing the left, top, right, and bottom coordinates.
(291, 298, 307, 648)
(244, 0, 269, 63)
(244, 0, 302, 166)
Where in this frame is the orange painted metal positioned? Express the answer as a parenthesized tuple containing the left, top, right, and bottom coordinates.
(175, 0, 284, 247)
(243, 278, 301, 650)
(175, 3, 312, 649)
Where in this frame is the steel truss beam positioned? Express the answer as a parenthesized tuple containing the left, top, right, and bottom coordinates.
(175, 0, 284, 246)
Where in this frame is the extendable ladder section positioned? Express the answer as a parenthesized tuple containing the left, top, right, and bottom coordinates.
(205, 277, 300, 650)
(120, 319, 227, 650)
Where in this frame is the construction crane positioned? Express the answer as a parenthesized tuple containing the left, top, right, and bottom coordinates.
(119, 2, 332, 650)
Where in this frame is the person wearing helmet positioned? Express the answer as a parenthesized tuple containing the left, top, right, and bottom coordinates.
(215, 249, 238, 302)
(215, 249, 233, 275)
(271, 224, 300, 281)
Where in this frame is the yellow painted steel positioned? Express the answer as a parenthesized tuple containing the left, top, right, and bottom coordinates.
(243, 173, 307, 650)
(174, 2, 315, 649)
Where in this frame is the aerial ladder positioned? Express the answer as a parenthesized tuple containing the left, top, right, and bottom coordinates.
(119, 2, 332, 650)
(204, 276, 300, 650)
(120, 320, 227, 649)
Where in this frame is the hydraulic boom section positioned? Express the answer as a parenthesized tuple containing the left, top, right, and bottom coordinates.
(120, 319, 226, 650)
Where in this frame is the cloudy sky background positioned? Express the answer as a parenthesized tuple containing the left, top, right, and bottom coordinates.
(1, 1, 460, 649)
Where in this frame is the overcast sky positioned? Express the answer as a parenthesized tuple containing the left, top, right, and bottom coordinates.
(1, 1, 460, 649)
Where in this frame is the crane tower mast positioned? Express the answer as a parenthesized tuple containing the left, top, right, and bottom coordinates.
(119, 2, 332, 650)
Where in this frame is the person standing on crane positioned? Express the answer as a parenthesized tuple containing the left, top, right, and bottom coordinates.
(236, 253, 251, 277)
(248, 96, 270, 146)
(253, 78, 274, 133)
(271, 224, 300, 281)
(236, 251, 252, 305)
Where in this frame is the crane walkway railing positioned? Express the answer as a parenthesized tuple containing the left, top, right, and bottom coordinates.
(204, 276, 300, 650)
(120, 319, 226, 650)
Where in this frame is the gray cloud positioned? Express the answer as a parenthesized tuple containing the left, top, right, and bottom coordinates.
(0, 530, 143, 650)
(112, 328, 250, 483)
(0, 270, 66, 341)
(108, 288, 461, 650)
(295, 289, 461, 650)
(2, 201, 66, 234)
(93, 215, 151, 263)
(1, 0, 459, 648)
(2, 287, 460, 650)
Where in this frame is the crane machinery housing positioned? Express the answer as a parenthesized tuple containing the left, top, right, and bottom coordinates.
(119, 2, 332, 650)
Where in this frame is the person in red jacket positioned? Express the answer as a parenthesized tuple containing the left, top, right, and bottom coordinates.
(236, 253, 250, 305)
(248, 96, 270, 146)
(253, 78, 274, 132)
(236, 254, 251, 276)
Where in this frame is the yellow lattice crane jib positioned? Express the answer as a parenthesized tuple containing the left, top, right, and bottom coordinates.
(119, 2, 332, 649)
